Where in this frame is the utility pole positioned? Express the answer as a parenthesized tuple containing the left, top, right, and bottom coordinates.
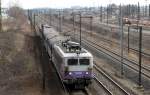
(149, 4, 150, 20)
(127, 26, 130, 53)
(120, 4, 124, 76)
(0, 0, 2, 32)
(72, 13, 75, 38)
(100, 6, 102, 22)
(137, 2, 143, 87)
(110, 4, 112, 17)
(137, 2, 140, 33)
(118, 5, 121, 26)
(27, 9, 30, 21)
(58, 10, 62, 32)
(30, 11, 33, 32)
(128, 4, 131, 18)
(33, 14, 36, 30)
(79, 13, 81, 47)
(145, 0, 148, 17)
(107, 5, 108, 24)
(90, 16, 93, 36)
(104, 7, 106, 20)
(59, 10, 62, 32)
(49, 10, 52, 26)
(72, 12, 93, 49)
(138, 26, 142, 87)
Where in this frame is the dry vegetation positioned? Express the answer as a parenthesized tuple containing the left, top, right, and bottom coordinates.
(0, 5, 43, 95)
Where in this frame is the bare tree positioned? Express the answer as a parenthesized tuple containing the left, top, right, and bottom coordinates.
(7, 6, 25, 20)
(7, 5, 27, 30)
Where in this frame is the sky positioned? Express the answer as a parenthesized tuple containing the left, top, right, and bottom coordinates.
(2, 0, 150, 9)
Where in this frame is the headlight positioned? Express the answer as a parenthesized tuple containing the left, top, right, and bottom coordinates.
(69, 72, 72, 75)
(86, 72, 89, 74)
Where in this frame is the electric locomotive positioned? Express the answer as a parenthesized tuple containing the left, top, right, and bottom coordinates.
(40, 24, 93, 88)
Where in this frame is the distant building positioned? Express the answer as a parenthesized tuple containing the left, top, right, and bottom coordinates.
(2, 8, 8, 19)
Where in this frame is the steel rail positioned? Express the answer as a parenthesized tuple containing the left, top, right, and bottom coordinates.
(82, 36, 150, 73)
(64, 17, 150, 57)
(80, 37, 150, 79)
(94, 76, 113, 95)
(94, 64, 130, 95)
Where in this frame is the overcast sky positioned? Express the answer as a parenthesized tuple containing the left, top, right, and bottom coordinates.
(2, 0, 150, 9)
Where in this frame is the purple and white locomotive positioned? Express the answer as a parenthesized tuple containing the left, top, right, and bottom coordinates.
(40, 25, 93, 87)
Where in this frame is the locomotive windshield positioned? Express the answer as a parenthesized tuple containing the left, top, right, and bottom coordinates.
(79, 59, 90, 65)
(67, 59, 90, 65)
(68, 59, 78, 65)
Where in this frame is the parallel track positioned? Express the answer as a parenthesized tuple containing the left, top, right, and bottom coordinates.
(94, 64, 130, 95)
(86, 30, 150, 58)
(43, 15, 150, 79)
(39, 15, 150, 79)
(60, 17, 150, 79)
(94, 76, 113, 95)
(77, 36, 150, 79)
(64, 17, 150, 57)
(35, 15, 150, 95)
(55, 17, 150, 72)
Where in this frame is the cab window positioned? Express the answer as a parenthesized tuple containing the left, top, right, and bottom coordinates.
(80, 59, 90, 65)
(68, 59, 78, 65)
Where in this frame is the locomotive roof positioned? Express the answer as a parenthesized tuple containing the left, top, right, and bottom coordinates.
(55, 45, 93, 58)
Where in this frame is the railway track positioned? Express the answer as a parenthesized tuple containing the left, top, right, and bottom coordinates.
(56, 18, 150, 79)
(93, 76, 113, 95)
(43, 15, 150, 80)
(54, 17, 150, 69)
(64, 17, 150, 58)
(35, 17, 124, 95)
(94, 64, 130, 95)
(44, 20, 136, 95)
(76, 36, 150, 79)
(60, 21, 150, 80)
(35, 15, 150, 93)
(38, 15, 150, 79)
(85, 30, 150, 58)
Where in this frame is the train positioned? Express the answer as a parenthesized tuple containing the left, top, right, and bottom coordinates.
(39, 24, 93, 88)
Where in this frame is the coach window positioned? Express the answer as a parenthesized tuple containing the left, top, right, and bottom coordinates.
(68, 59, 78, 65)
(80, 59, 90, 65)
